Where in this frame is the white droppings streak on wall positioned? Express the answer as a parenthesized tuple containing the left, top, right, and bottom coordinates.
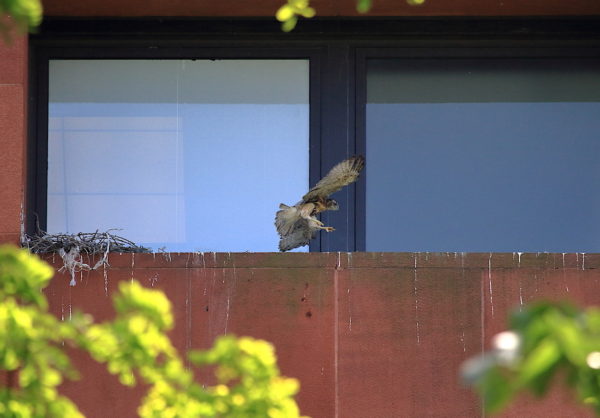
(347, 288, 352, 332)
(488, 253, 494, 317)
(414, 254, 421, 345)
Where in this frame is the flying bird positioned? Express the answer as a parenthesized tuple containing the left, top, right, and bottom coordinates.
(275, 155, 365, 252)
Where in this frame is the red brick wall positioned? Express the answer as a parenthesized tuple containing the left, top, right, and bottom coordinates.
(0, 35, 27, 246)
(43, 252, 598, 418)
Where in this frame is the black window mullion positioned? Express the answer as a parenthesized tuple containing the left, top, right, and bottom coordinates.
(354, 48, 368, 252)
(317, 43, 358, 252)
(27, 47, 50, 236)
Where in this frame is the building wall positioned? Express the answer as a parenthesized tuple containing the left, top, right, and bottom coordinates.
(0, 34, 27, 246)
(44, 252, 598, 418)
(1, 1, 600, 417)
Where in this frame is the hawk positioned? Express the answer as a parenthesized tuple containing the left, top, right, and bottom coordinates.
(275, 155, 365, 252)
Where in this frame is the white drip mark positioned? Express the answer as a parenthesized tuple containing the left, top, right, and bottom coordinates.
(461, 331, 466, 352)
(488, 253, 494, 317)
(186, 274, 192, 359)
(347, 288, 352, 332)
(582, 253, 586, 270)
(224, 296, 231, 335)
(517, 252, 523, 267)
(149, 274, 158, 287)
(561, 252, 569, 292)
(336, 252, 341, 270)
(414, 255, 421, 345)
(519, 285, 523, 308)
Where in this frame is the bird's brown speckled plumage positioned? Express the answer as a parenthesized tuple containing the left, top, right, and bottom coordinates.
(275, 155, 364, 251)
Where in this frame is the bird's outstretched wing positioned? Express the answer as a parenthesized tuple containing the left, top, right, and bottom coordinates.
(275, 204, 300, 237)
(302, 155, 365, 202)
(277, 218, 319, 252)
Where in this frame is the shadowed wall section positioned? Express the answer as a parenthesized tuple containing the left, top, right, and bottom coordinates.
(43, 252, 599, 418)
(0, 36, 27, 246)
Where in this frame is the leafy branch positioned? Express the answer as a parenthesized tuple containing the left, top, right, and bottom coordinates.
(0, 245, 308, 417)
(462, 302, 600, 415)
(276, 0, 426, 32)
(0, 0, 41, 37)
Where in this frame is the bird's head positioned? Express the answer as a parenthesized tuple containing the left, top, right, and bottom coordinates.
(326, 199, 339, 211)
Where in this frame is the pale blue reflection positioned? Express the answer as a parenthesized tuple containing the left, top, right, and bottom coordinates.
(48, 60, 309, 252)
(366, 102, 600, 252)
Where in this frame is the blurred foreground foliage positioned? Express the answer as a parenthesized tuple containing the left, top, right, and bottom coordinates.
(0, 0, 425, 38)
(0, 0, 41, 37)
(0, 245, 308, 418)
(462, 302, 600, 415)
(276, 0, 425, 31)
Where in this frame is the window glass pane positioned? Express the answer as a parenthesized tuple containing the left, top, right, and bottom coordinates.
(366, 58, 600, 252)
(48, 59, 309, 252)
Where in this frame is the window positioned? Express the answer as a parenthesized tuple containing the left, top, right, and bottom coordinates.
(359, 53, 600, 252)
(47, 59, 310, 252)
(30, 20, 600, 252)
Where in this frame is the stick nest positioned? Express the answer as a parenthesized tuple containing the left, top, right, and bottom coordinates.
(24, 230, 150, 254)
(23, 230, 150, 286)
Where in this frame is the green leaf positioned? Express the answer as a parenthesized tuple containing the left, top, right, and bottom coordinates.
(298, 6, 316, 18)
(517, 338, 562, 390)
(480, 367, 514, 413)
(356, 0, 372, 13)
(281, 16, 298, 32)
(276, 5, 294, 22)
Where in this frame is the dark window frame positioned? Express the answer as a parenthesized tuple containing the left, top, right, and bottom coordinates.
(29, 45, 333, 251)
(29, 17, 600, 252)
